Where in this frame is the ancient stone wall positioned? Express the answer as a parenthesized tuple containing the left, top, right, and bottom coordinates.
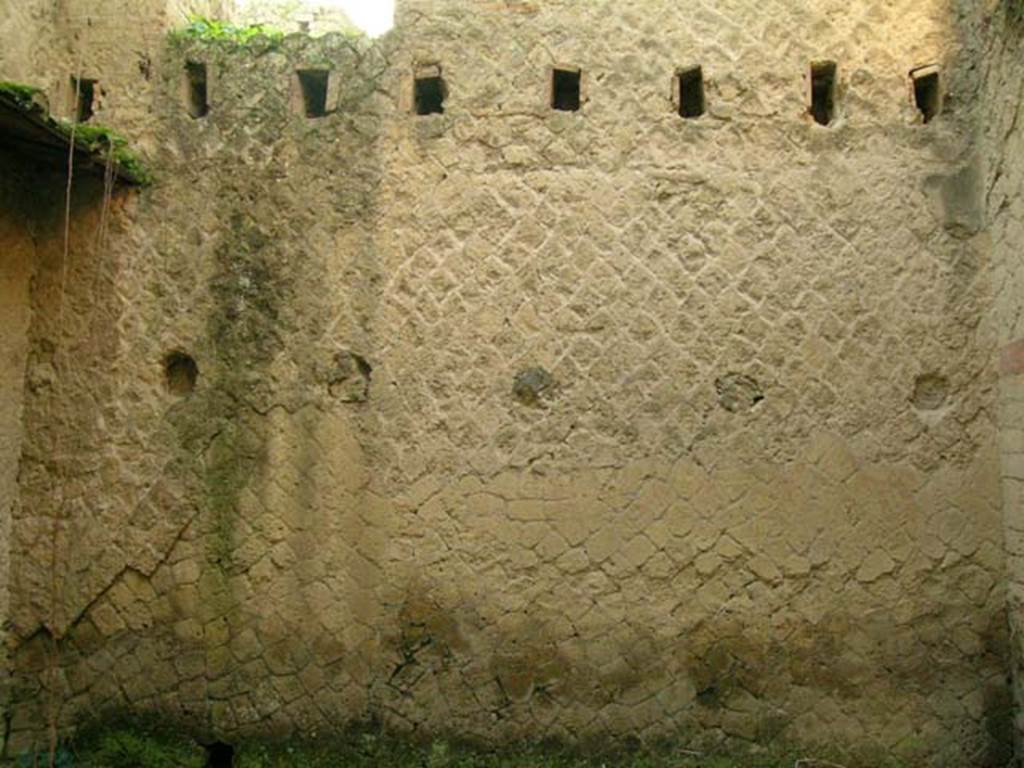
(6, 21, 388, 754)
(982, 0, 1024, 757)
(0, 156, 44, 756)
(364, 1, 1007, 761)
(0, 0, 234, 752)
(3, 169, 142, 750)
(0, 0, 1018, 765)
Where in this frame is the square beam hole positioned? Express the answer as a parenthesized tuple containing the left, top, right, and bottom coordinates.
(911, 66, 941, 124)
(185, 61, 209, 119)
(71, 76, 97, 122)
(552, 68, 581, 112)
(414, 72, 446, 115)
(809, 61, 837, 126)
(297, 69, 329, 118)
(677, 66, 705, 118)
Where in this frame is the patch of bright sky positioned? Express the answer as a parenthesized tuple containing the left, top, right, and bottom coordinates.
(324, 0, 394, 36)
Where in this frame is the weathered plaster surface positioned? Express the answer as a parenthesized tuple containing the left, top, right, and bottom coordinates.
(0, 0, 1018, 765)
(982, 0, 1024, 757)
(0, 0, 57, 84)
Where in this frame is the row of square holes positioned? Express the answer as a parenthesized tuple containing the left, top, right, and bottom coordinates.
(66, 61, 939, 126)
(408, 64, 942, 125)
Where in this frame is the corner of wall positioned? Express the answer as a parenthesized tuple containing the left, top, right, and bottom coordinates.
(980, 0, 1024, 759)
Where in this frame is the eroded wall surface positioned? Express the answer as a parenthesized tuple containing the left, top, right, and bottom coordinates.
(982, 1, 1024, 756)
(3, 0, 1015, 765)
(0, 156, 40, 754)
(0, 0, 58, 84)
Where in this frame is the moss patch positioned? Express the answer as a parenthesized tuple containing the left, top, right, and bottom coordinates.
(74, 729, 205, 768)
(202, 419, 261, 570)
(56, 122, 154, 185)
(55, 720, 915, 768)
(0, 80, 43, 110)
(24, 717, 204, 767)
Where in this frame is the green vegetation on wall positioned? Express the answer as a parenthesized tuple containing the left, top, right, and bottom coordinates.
(169, 15, 285, 48)
(0, 80, 42, 109)
(57, 123, 155, 186)
(0, 79, 152, 185)
(40, 719, 916, 768)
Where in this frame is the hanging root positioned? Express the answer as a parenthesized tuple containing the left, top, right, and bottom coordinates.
(47, 34, 87, 768)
